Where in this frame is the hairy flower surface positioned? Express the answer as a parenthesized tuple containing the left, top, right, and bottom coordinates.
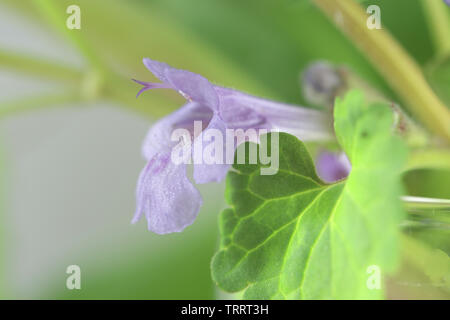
(132, 58, 333, 234)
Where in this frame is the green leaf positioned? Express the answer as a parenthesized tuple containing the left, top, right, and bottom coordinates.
(211, 91, 407, 299)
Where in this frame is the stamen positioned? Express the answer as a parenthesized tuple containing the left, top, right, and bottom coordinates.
(132, 79, 172, 98)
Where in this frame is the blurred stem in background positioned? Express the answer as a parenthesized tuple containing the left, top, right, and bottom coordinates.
(0, 91, 81, 118)
(0, 49, 83, 117)
(421, 0, 450, 61)
(0, 48, 160, 118)
(2, 0, 271, 120)
(0, 50, 82, 83)
(0, 0, 185, 119)
(407, 148, 450, 172)
(32, 0, 107, 76)
(313, 0, 450, 142)
(30, 0, 146, 111)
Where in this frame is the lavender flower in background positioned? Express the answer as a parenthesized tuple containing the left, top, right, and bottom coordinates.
(302, 61, 343, 108)
(445, 0, 450, 6)
(315, 150, 351, 183)
(132, 58, 333, 234)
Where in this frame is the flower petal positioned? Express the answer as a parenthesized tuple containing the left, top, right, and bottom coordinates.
(142, 58, 219, 110)
(219, 96, 271, 130)
(216, 87, 333, 141)
(315, 151, 351, 183)
(141, 102, 212, 161)
(132, 79, 171, 98)
(132, 152, 202, 234)
(193, 113, 230, 184)
(165, 68, 219, 111)
(143, 58, 172, 83)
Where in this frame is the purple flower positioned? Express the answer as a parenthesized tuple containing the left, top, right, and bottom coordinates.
(132, 58, 333, 234)
(302, 61, 343, 107)
(445, 0, 450, 6)
(315, 151, 351, 183)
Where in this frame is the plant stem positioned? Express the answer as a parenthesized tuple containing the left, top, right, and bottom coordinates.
(32, 0, 106, 73)
(0, 50, 82, 83)
(313, 0, 450, 142)
(0, 91, 81, 118)
(421, 0, 450, 59)
(406, 148, 450, 171)
(0, 51, 178, 119)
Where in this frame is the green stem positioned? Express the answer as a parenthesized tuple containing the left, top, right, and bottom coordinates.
(421, 0, 450, 59)
(313, 0, 450, 142)
(406, 148, 450, 171)
(0, 91, 81, 118)
(0, 50, 82, 83)
(0, 51, 178, 119)
(32, 0, 106, 73)
(0, 79, 179, 119)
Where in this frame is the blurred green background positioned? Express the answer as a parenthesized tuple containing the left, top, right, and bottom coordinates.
(0, 0, 448, 299)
